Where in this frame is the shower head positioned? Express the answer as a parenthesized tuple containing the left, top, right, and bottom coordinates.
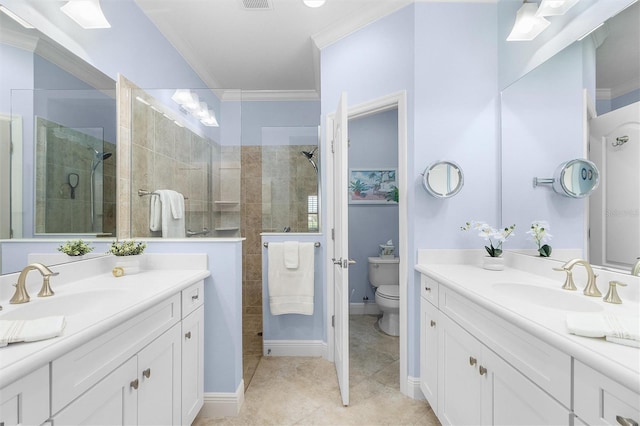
(89, 147, 112, 161)
(301, 147, 317, 160)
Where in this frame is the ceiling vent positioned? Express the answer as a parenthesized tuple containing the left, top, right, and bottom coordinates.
(241, 0, 272, 10)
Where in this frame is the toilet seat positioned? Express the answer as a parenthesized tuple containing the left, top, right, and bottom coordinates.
(376, 285, 399, 301)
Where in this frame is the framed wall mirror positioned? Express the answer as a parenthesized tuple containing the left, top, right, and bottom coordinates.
(501, 1, 639, 274)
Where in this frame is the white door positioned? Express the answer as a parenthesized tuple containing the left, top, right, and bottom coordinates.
(589, 102, 640, 269)
(332, 92, 350, 406)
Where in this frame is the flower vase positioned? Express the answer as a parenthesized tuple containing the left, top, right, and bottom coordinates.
(483, 256, 504, 271)
(114, 254, 144, 275)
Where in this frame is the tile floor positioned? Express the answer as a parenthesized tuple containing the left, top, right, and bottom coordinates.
(195, 315, 440, 425)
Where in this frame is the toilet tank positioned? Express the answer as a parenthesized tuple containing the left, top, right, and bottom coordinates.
(367, 256, 400, 287)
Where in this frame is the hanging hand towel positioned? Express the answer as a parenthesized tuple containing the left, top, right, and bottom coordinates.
(268, 242, 314, 315)
(169, 191, 184, 219)
(154, 190, 186, 238)
(149, 194, 162, 232)
(283, 241, 299, 269)
(566, 312, 640, 347)
(0, 316, 66, 347)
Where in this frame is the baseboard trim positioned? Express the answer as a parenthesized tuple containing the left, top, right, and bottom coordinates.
(263, 340, 327, 357)
(349, 302, 380, 315)
(406, 375, 425, 400)
(198, 380, 245, 419)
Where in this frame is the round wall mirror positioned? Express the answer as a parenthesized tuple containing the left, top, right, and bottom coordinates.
(553, 159, 600, 198)
(422, 161, 464, 198)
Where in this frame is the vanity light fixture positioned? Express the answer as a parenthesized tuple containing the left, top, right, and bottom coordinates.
(0, 6, 34, 28)
(171, 89, 219, 127)
(507, 2, 550, 41)
(536, 0, 580, 17)
(303, 0, 326, 8)
(60, 0, 111, 29)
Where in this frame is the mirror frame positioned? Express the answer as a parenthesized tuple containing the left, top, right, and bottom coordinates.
(421, 160, 464, 199)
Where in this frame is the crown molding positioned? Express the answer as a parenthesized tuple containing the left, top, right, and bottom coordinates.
(220, 89, 319, 102)
(597, 76, 640, 100)
(0, 27, 38, 52)
(311, 0, 412, 50)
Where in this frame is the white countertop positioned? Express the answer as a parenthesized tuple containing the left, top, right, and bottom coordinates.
(0, 266, 209, 388)
(415, 263, 640, 394)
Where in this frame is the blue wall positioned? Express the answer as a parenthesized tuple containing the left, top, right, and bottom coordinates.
(348, 109, 399, 304)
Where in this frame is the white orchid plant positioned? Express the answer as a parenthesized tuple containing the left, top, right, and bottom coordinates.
(461, 221, 516, 258)
(526, 220, 553, 257)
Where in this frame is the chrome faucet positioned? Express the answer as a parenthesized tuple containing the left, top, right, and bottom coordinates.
(10, 263, 59, 304)
(555, 259, 601, 297)
(632, 257, 640, 276)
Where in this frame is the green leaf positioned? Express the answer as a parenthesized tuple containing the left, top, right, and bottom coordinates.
(539, 244, 552, 257)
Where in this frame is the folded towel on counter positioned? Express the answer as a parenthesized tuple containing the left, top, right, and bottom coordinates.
(267, 242, 315, 315)
(0, 316, 66, 347)
(566, 312, 640, 347)
(283, 241, 299, 269)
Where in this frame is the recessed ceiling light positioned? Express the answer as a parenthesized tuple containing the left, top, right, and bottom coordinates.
(303, 0, 326, 8)
(536, 0, 580, 17)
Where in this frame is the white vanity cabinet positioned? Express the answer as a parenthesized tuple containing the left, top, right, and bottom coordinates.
(0, 365, 49, 426)
(181, 281, 205, 426)
(419, 275, 439, 412)
(420, 274, 571, 426)
(1, 278, 206, 426)
(574, 360, 640, 426)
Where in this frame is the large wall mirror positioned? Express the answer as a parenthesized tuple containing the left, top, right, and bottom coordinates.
(1, 8, 117, 239)
(501, 1, 639, 274)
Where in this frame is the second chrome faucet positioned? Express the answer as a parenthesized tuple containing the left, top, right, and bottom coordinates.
(553, 258, 601, 297)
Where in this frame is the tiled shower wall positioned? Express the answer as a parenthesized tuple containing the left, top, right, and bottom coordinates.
(241, 144, 319, 359)
(35, 117, 116, 235)
(130, 90, 218, 238)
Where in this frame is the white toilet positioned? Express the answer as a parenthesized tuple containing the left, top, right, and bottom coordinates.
(368, 256, 400, 336)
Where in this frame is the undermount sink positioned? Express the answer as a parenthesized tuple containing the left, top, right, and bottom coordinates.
(492, 282, 604, 312)
(0, 288, 129, 321)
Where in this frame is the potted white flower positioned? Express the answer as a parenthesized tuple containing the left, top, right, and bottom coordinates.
(526, 220, 552, 257)
(461, 221, 516, 270)
(109, 240, 147, 275)
(58, 239, 94, 257)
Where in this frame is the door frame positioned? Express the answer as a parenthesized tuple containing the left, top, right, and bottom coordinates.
(325, 90, 409, 395)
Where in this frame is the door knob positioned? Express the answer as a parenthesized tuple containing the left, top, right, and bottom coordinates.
(348, 259, 356, 264)
(142, 368, 151, 379)
(130, 379, 139, 390)
(430, 320, 436, 327)
(469, 356, 477, 366)
(616, 416, 638, 426)
(185, 331, 192, 339)
(332, 258, 342, 265)
(479, 366, 488, 376)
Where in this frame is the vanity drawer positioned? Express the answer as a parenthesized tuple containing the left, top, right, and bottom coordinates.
(439, 286, 571, 407)
(51, 293, 180, 414)
(182, 280, 204, 318)
(574, 360, 640, 426)
(421, 275, 439, 306)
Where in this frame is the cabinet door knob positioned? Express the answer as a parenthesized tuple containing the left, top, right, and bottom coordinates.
(185, 331, 192, 339)
(192, 294, 199, 301)
(479, 366, 488, 376)
(617, 416, 638, 426)
(142, 368, 151, 379)
(469, 356, 477, 366)
(430, 320, 436, 327)
(130, 379, 139, 390)
(424, 286, 431, 292)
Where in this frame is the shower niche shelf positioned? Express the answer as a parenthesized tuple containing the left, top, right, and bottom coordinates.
(214, 227, 240, 231)
(214, 201, 240, 205)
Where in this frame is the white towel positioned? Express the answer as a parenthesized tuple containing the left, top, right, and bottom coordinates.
(0, 316, 66, 347)
(152, 190, 186, 238)
(268, 242, 315, 315)
(566, 312, 640, 347)
(283, 241, 299, 269)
